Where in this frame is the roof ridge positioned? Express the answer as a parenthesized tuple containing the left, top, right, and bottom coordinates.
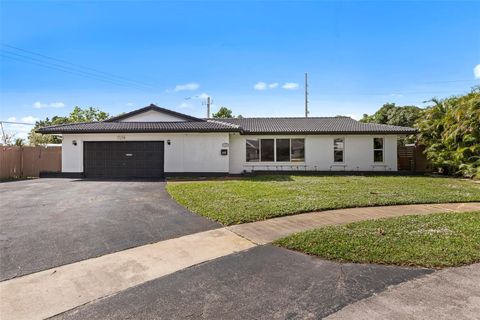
(218, 116, 352, 120)
(104, 104, 203, 122)
(206, 119, 241, 128)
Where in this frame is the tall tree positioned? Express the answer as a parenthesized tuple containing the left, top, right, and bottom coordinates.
(211, 107, 242, 119)
(29, 106, 109, 145)
(212, 107, 233, 118)
(360, 103, 423, 127)
(417, 87, 480, 178)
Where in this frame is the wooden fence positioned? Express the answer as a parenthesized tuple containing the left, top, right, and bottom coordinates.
(397, 145, 431, 172)
(0, 146, 61, 179)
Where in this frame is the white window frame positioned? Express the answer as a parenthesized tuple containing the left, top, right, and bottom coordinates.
(245, 138, 260, 162)
(373, 137, 385, 163)
(245, 138, 305, 163)
(333, 137, 345, 163)
(260, 138, 275, 162)
(276, 138, 291, 162)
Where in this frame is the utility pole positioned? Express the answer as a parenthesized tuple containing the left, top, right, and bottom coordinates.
(0, 122, 6, 145)
(206, 96, 211, 118)
(304, 72, 309, 118)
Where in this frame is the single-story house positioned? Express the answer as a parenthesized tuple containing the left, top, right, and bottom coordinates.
(37, 104, 416, 178)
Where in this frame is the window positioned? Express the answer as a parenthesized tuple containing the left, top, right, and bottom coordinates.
(246, 138, 305, 162)
(291, 139, 305, 162)
(260, 139, 274, 162)
(246, 139, 259, 162)
(334, 138, 344, 162)
(373, 138, 384, 162)
(276, 139, 290, 162)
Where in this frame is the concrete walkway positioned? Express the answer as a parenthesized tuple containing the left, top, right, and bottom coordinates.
(0, 229, 255, 320)
(326, 263, 480, 320)
(1, 202, 478, 320)
(228, 202, 480, 244)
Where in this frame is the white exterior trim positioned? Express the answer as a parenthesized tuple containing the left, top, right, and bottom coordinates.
(62, 133, 230, 173)
(61, 133, 399, 175)
(228, 134, 398, 174)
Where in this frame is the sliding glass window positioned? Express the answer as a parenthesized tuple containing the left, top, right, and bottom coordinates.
(260, 139, 275, 162)
(291, 139, 305, 162)
(276, 139, 290, 162)
(246, 139, 260, 162)
(246, 138, 305, 162)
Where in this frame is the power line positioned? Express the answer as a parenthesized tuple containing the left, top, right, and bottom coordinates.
(0, 121, 36, 125)
(0, 46, 154, 90)
(0, 52, 151, 90)
(1, 44, 154, 89)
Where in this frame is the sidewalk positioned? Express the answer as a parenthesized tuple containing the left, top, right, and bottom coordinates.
(0, 229, 255, 320)
(1, 202, 478, 320)
(326, 262, 480, 320)
(228, 202, 480, 244)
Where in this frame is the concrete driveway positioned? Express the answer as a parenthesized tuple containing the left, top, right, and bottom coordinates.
(0, 178, 219, 281)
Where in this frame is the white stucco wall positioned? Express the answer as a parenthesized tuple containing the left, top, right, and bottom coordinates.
(62, 132, 399, 175)
(61, 133, 230, 173)
(119, 110, 188, 122)
(229, 134, 398, 174)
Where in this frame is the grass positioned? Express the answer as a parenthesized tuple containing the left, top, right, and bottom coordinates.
(166, 175, 480, 225)
(275, 211, 480, 268)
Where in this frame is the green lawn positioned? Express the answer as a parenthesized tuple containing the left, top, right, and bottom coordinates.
(275, 211, 480, 268)
(166, 175, 480, 225)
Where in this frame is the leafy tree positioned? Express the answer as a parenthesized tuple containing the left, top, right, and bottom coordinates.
(0, 131, 15, 146)
(69, 106, 109, 122)
(14, 138, 25, 146)
(417, 87, 480, 178)
(361, 103, 423, 127)
(212, 107, 243, 119)
(212, 107, 233, 118)
(29, 106, 109, 145)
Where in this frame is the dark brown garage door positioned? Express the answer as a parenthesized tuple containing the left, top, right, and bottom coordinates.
(84, 141, 164, 178)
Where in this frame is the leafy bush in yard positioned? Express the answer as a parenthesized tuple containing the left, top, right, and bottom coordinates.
(417, 87, 480, 178)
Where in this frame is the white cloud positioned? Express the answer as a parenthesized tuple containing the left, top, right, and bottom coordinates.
(33, 102, 47, 108)
(474, 64, 480, 79)
(33, 101, 65, 109)
(254, 82, 267, 91)
(174, 83, 200, 92)
(2, 115, 39, 141)
(198, 92, 209, 99)
(178, 102, 191, 109)
(282, 82, 299, 90)
(268, 83, 279, 89)
(49, 102, 65, 108)
(21, 116, 39, 124)
(254, 82, 279, 91)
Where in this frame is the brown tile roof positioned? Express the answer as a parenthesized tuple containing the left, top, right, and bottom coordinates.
(36, 106, 416, 135)
(36, 120, 241, 134)
(218, 117, 416, 134)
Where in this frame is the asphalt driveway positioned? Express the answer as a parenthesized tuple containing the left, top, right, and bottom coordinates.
(54, 245, 432, 320)
(0, 178, 219, 281)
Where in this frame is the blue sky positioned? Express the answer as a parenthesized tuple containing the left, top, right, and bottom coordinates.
(1, 0, 479, 138)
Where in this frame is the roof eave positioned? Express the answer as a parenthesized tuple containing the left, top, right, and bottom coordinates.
(240, 130, 417, 135)
(36, 129, 241, 134)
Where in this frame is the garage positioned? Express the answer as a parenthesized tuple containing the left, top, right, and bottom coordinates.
(84, 141, 164, 178)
